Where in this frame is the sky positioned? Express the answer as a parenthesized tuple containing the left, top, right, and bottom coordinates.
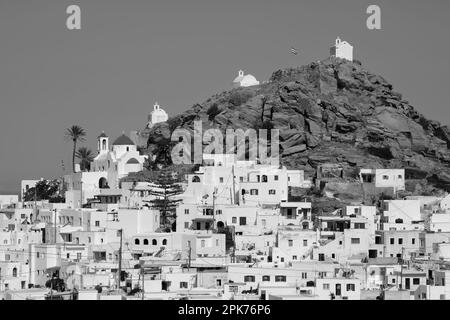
(0, 0, 449, 194)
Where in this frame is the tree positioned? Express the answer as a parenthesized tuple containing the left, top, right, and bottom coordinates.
(151, 138, 175, 169)
(144, 169, 184, 231)
(75, 147, 95, 172)
(65, 125, 87, 173)
(23, 179, 64, 203)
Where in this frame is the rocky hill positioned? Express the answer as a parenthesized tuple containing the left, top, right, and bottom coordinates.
(141, 57, 450, 193)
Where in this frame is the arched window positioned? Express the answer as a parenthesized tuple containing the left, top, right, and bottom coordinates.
(395, 218, 404, 224)
(262, 175, 268, 183)
(262, 275, 270, 282)
(143, 239, 149, 245)
(135, 238, 140, 245)
(162, 239, 167, 246)
(152, 239, 157, 245)
(12, 267, 17, 277)
(217, 221, 225, 229)
(192, 176, 201, 183)
(244, 275, 255, 282)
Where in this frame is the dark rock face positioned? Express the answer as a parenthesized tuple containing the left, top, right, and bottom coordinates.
(142, 57, 450, 192)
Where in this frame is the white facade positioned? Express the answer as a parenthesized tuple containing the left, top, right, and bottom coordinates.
(148, 102, 169, 128)
(359, 168, 405, 192)
(330, 37, 353, 62)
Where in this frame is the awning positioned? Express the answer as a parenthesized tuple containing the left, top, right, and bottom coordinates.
(192, 217, 215, 221)
(59, 226, 83, 234)
(31, 222, 46, 230)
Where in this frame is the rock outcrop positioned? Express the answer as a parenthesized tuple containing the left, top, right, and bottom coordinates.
(142, 57, 450, 192)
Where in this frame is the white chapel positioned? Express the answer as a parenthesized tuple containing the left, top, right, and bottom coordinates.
(330, 37, 353, 62)
(233, 70, 260, 88)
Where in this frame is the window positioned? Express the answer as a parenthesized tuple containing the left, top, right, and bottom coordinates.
(232, 217, 237, 224)
(37, 252, 40, 258)
(95, 221, 100, 227)
(262, 275, 270, 282)
(332, 253, 335, 259)
(219, 177, 224, 183)
(240, 177, 244, 182)
(192, 176, 201, 183)
(346, 284, 355, 291)
(303, 239, 308, 247)
(239, 217, 247, 226)
(382, 175, 389, 180)
(319, 253, 325, 261)
(323, 283, 330, 290)
(390, 238, 395, 245)
(293, 255, 298, 260)
(244, 275, 256, 282)
(216, 279, 222, 287)
(288, 240, 293, 247)
(162, 239, 167, 245)
(274, 175, 279, 181)
(180, 282, 188, 289)
(302, 272, 307, 279)
(250, 189, 258, 195)
(275, 275, 286, 282)
(67, 253, 70, 259)
(398, 175, 403, 179)
(152, 239, 157, 245)
(216, 239, 219, 246)
(184, 222, 189, 229)
(412, 238, 416, 245)
(269, 189, 276, 195)
(351, 238, 360, 244)
(354, 223, 365, 229)
(319, 272, 327, 278)
(201, 240, 206, 248)
(413, 278, 420, 285)
(143, 239, 149, 245)
(398, 238, 403, 245)
(184, 209, 190, 215)
(216, 209, 222, 215)
(12, 267, 17, 277)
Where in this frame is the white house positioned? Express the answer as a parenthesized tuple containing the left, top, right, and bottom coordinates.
(233, 70, 260, 88)
(359, 169, 405, 192)
(330, 37, 353, 62)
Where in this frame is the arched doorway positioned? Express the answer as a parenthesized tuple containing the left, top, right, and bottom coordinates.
(99, 177, 109, 189)
(217, 221, 225, 229)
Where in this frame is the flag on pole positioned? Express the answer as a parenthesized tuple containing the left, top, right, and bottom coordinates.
(290, 47, 299, 55)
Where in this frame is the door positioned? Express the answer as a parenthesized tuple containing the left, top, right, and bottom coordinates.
(335, 284, 341, 296)
(405, 278, 410, 290)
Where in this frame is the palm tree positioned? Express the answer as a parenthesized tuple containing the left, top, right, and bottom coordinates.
(75, 147, 95, 172)
(65, 125, 87, 173)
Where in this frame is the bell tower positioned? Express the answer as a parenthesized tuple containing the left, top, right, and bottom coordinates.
(98, 131, 109, 154)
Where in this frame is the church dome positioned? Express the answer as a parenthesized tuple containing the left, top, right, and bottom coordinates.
(112, 134, 135, 146)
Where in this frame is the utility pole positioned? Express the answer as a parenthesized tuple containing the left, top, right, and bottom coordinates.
(117, 229, 123, 293)
(232, 165, 237, 205)
(188, 241, 192, 268)
(141, 265, 145, 301)
(212, 188, 217, 231)
(54, 209, 57, 244)
(399, 246, 405, 290)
